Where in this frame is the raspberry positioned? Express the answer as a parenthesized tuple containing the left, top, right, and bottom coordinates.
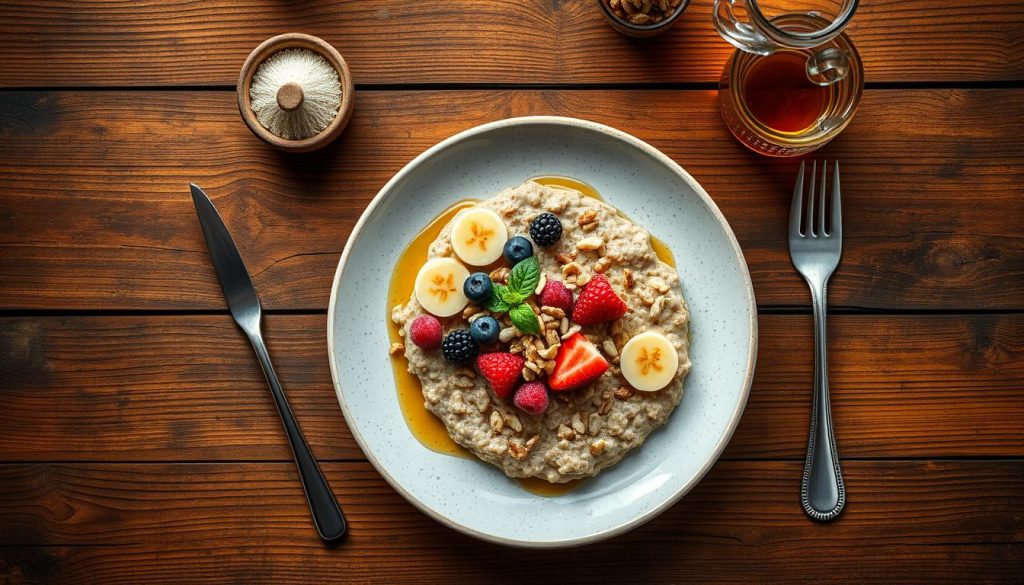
(513, 382, 550, 415)
(476, 352, 525, 399)
(409, 315, 443, 350)
(539, 280, 573, 313)
(441, 329, 478, 365)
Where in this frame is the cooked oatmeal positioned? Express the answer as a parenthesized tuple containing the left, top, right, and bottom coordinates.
(391, 180, 691, 482)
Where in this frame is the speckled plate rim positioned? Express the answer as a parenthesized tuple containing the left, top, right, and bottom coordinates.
(327, 116, 757, 548)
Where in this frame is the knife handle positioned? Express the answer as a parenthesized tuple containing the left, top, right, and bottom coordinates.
(248, 331, 347, 542)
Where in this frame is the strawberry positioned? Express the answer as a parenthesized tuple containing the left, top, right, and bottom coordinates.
(539, 280, 573, 313)
(548, 333, 609, 391)
(571, 273, 627, 325)
(409, 315, 443, 349)
(476, 352, 526, 399)
(513, 382, 550, 415)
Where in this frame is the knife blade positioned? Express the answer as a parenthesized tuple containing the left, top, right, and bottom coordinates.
(190, 183, 347, 542)
(189, 183, 261, 328)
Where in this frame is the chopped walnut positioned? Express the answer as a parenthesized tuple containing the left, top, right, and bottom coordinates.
(499, 327, 517, 343)
(545, 329, 561, 347)
(489, 266, 510, 284)
(449, 374, 475, 388)
(525, 435, 540, 451)
(577, 209, 598, 226)
(555, 252, 575, 265)
(602, 339, 619, 358)
(614, 386, 634, 400)
(541, 306, 566, 319)
(650, 296, 666, 319)
(557, 424, 576, 441)
(505, 413, 523, 433)
(576, 236, 603, 252)
(388, 342, 404, 356)
(590, 440, 607, 456)
(571, 412, 586, 435)
(534, 272, 547, 295)
(508, 442, 528, 461)
(623, 269, 635, 289)
(489, 410, 504, 432)
(561, 261, 581, 278)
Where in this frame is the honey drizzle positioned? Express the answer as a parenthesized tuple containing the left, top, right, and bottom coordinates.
(387, 177, 678, 497)
(388, 201, 476, 459)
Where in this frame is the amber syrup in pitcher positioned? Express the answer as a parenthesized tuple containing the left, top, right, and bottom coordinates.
(741, 51, 826, 133)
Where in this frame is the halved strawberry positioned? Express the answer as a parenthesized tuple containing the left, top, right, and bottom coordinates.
(548, 333, 609, 391)
(571, 273, 627, 325)
(476, 352, 525, 399)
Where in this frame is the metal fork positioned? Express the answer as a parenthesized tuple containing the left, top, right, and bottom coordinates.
(789, 160, 846, 522)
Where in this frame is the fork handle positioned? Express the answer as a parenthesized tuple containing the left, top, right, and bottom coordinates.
(802, 279, 846, 521)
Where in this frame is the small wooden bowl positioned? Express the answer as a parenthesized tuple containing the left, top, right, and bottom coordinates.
(596, 0, 690, 38)
(237, 33, 355, 152)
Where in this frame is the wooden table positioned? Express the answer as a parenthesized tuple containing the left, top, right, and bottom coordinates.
(1, 2, 1021, 583)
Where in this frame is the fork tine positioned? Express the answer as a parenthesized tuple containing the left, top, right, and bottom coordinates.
(818, 159, 828, 236)
(790, 161, 805, 236)
(805, 160, 817, 236)
(830, 160, 842, 241)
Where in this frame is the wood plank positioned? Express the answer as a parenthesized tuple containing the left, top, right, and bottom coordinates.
(1, 89, 1021, 311)
(0, 0, 1021, 86)
(0, 461, 1020, 583)
(0, 314, 1019, 462)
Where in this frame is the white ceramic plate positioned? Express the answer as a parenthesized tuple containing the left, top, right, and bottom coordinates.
(328, 117, 756, 547)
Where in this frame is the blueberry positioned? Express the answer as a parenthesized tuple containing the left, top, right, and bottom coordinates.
(469, 316, 500, 345)
(463, 272, 493, 303)
(529, 213, 563, 247)
(441, 329, 478, 365)
(503, 236, 533, 264)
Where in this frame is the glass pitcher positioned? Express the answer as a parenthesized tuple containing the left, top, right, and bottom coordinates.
(714, 0, 864, 156)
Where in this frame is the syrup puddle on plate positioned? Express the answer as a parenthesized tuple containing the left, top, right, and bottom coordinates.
(386, 176, 678, 497)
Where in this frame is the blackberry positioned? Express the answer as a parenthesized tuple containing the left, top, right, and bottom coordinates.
(529, 213, 563, 247)
(441, 329, 478, 365)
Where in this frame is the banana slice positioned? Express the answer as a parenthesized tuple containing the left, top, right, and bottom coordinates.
(620, 331, 679, 392)
(414, 258, 471, 317)
(450, 208, 508, 266)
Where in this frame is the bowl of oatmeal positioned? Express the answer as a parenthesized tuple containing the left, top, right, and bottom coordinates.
(328, 117, 756, 547)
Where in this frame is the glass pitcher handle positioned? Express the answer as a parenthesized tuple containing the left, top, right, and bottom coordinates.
(712, 0, 774, 55)
(806, 47, 852, 86)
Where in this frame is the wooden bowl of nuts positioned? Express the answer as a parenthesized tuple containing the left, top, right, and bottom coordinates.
(597, 0, 690, 37)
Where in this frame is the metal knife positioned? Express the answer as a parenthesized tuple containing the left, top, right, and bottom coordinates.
(189, 183, 346, 542)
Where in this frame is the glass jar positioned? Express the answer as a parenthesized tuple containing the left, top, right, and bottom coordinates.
(714, 1, 864, 156)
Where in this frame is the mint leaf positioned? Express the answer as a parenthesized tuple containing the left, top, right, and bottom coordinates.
(509, 303, 540, 335)
(498, 286, 525, 305)
(508, 257, 540, 298)
(485, 285, 511, 313)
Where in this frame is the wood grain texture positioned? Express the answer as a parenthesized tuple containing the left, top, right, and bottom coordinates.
(0, 461, 1020, 583)
(0, 314, 1019, 462)
(0, 0, 1021, 86)
(1, 89, 1021, 311)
